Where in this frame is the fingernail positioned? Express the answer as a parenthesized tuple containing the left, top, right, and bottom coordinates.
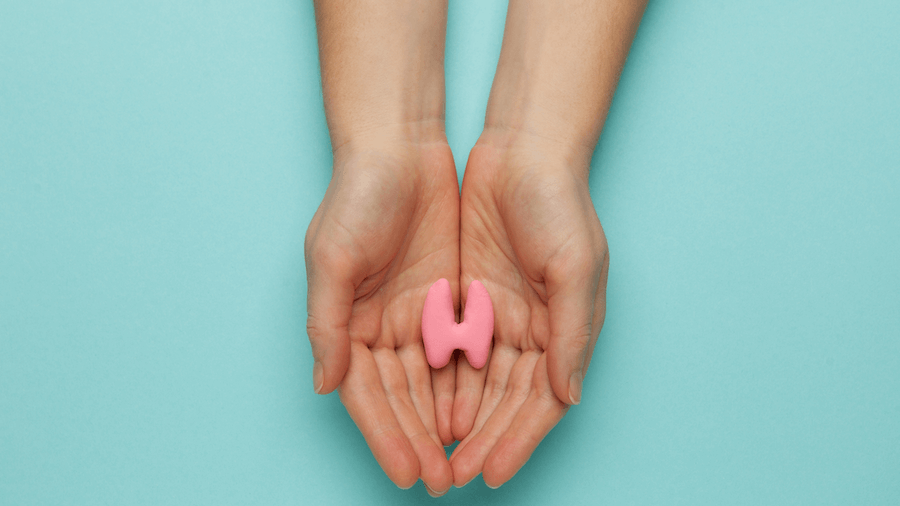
(425, 484, 448, 497)
(313, 361, 324, 394)
(568, 371, 583, 405)
(486, 482, 501, 489)
(456, 476, 475, 488)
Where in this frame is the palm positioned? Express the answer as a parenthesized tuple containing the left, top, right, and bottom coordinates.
(305, 144, 458, 492)
(450, 144, 609, 487)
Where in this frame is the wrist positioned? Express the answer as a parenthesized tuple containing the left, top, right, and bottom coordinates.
(324, 77, 447, 154)
(331, 117, 448, 160)
(483, 47, 605, 158)
(472, 126, 593, 181)
(482, 80, 600, 170)
(331, 127, 453, 182)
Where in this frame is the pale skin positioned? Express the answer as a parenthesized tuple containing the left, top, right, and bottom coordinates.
(306, 0, 647, 495)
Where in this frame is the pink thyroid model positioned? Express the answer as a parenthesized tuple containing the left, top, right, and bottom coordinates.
(421, 278, 494, 369)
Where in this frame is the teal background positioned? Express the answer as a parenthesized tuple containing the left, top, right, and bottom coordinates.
(2, 0, 898, 504)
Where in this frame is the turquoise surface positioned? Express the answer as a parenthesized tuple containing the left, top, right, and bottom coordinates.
(2, 0, 898, 504)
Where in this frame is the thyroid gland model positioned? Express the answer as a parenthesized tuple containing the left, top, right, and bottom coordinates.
(421, 278, 494, 369)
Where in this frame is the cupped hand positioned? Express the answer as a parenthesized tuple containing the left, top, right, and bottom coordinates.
(304, 140, 458, 494)
(450, 135, 610, 488)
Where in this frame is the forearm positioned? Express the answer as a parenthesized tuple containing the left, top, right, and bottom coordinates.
(482, 0, 647, 167)
(314, 0, 449, 152)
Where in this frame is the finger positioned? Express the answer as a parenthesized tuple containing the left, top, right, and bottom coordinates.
(451, 349, 489, 441)
(545, 251, 603, 405)
(305, 242, 355, 395)
(449, 350, 539, 487)
(430, 274, 461, 446)
(454, 344, 517, 448)
(339, 342, 419, 489)
(396, 344, 442, 447)
(449, 279, 498, 441)
(372, 348, 453, 495)
(432, 351, 457, 446)
(482, 354, 568, 488)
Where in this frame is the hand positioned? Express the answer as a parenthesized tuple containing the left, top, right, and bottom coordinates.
(305, 140, 458, 494)
(449, 134, 610, 488)
(307, 0, 643, 491)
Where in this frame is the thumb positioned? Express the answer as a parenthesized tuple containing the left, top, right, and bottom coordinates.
(545, 256, 601, 406)
(305, 245, 354, 395)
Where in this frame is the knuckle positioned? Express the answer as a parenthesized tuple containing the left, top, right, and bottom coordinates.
(306, 315, 328, 348)
(551, 322, 592, 364)
(571, 327, 592, 351)
(381, 371, 408, 395)
(563, 322, 592, 351)
(484, 374, 508, 399)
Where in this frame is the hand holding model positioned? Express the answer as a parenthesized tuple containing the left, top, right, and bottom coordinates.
(305, 0, 646, 495)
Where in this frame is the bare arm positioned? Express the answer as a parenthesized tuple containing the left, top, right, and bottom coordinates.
(314, 0, 448, 154)
(484, 0, 647, 169)
(451, 0, 647, 488)
(308, 0, 456, 494)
